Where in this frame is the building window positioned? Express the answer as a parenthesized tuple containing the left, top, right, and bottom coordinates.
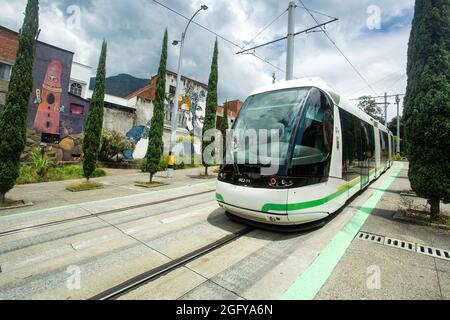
(0, 62, 12, 81)
(169, 85, 176, 95)
(70, 103, 84, 115)
(70, 82, 83, 96)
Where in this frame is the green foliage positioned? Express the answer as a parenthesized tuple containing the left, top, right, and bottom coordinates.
(140, 156, 186, 173)
(83, 40, 107, 181)
(0, 0, 39, 202)
(403, 0, 450, 216)
(66, 181, 103, 192)
(357, 96, 384, 123)
(202, 39, 219, 174)
(99, 130, 133, 162)
(144, 29, 168, 183)
(17, 165, 106, 185)
(30, 147, 50, 177)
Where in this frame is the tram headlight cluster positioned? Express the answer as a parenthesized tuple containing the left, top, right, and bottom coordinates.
(268, 178, 294, 188)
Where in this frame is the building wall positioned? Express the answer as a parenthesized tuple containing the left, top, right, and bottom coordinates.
(0, 27, 19, 63)
(103, 106, 135, 135)
(0, 27, 19, 107)
(69, 62, 92, 99)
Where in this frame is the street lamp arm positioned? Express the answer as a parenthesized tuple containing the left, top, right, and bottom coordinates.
(183, 7, 205, 40)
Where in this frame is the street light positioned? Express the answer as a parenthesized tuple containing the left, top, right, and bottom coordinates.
(170, 4, 208, 154)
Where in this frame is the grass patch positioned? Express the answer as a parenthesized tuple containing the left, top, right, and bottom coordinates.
(18, 165, 106, 185)
(134, 181, 168, 188)
(0, 200, 24, 209)
(66, 181, 104, 192)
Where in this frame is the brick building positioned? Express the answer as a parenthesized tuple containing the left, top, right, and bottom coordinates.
(216, 100, 244, 130)
(0, 26, 19, 108)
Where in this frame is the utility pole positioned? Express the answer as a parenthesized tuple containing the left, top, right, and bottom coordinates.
(286, 1, 296, 81)
(384, 92, 388, 126)
(396, 94, 401, 154)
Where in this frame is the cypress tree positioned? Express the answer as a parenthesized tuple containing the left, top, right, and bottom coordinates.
(202, 39, 219, 176)
(83, 41, 107, 181)
(220, 101, 229, 161)
(0, 0, 39, 203)
(145, 29, 168, 183)
(403, 0, 450, 219)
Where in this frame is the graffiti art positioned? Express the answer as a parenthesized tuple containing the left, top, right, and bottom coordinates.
(33, 60, 63, 135)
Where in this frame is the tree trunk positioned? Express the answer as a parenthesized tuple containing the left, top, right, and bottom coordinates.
(150, 173, 154, 184)
(0, 192, 5, 204)
(430, 198, 440, 221)
(205, 166, 208, 177)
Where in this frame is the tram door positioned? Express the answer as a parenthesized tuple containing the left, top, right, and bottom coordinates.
(360, 122, 370, 189)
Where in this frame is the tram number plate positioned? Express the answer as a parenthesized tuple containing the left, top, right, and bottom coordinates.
(238, 178, 251, 184)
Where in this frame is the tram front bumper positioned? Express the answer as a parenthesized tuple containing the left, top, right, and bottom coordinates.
(216, 181, 329, 226)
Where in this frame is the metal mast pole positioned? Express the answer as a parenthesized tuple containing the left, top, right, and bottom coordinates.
(286, 2, 296, 80)
(396, 94, 401, 154)
(384, 92, 388, 126)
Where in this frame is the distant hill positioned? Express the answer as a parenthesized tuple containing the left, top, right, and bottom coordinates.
(89, 74, 149, 98)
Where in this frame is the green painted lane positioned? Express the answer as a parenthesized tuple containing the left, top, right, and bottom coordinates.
(281, 163, 403, 300)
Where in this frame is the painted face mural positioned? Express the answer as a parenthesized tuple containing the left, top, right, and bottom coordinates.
(33, 60, 63, 135)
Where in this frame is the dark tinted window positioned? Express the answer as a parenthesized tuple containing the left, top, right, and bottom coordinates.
(290, 88, 334, 180)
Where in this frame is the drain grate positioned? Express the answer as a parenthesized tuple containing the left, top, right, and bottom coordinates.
(384, 237, 416, 252)
(417, 245, 450, 261)
(356, 232, 449, 262)
(357, 232, 384, 244)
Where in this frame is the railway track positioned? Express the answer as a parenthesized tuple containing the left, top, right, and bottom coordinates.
(89, 227, 253, 300)
(0, 190, 216, 238)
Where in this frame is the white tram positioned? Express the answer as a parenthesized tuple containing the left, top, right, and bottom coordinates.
(216, 78, 394, 229)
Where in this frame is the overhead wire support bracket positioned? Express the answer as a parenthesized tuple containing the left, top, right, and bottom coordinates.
(235, 18, 338, 55)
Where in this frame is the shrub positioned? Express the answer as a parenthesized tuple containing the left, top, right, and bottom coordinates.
(99, 130, 133, 162)
(30, 147, 50, 177)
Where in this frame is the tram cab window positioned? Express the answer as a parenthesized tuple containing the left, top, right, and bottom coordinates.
(291, 88, 334, 178)
(290, 88, 334, 187)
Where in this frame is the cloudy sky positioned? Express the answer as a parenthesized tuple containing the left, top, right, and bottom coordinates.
(0, 0, 414, 121)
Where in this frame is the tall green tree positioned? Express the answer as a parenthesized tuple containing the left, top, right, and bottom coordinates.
(83, 41, 107, 181)
(357, 96, 384, 123)
(202, 39, 219, 176)
(0, 0, 39, 203)
(144, 29, 168, 183)
(220, 102, 229, 161)
(403, 0, 450, 218)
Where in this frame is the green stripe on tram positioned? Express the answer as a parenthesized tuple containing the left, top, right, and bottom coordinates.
(216, 193, 225, 203)
(262, 178, 361, 213)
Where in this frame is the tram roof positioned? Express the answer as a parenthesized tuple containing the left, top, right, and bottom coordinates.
(250, 77, 391, 134)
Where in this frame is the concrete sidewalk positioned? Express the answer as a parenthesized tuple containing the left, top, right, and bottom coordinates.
(316, 162, 449, 300)
(1, 167, 217, 218)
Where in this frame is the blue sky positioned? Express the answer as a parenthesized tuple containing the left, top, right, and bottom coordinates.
(0, 0, 415, 121)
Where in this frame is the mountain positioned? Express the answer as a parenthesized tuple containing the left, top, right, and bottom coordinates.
(89, 74, 149, 98)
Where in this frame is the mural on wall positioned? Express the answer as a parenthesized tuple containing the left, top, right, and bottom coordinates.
(33, 60, 63, 135)
(184, 83, 206, 138)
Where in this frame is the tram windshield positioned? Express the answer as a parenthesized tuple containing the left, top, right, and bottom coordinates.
(232, 88, 309, 166)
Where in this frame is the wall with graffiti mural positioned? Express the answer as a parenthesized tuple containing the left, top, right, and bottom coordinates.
(23, 42, 90, 162)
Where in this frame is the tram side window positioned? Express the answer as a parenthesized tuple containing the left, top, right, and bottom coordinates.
(291, 88, 334, 178)
(340, 108, 361, 181)
(380, 131, 389, 165)
(364, 122, 376, 171)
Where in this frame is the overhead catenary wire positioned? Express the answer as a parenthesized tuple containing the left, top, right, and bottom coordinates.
(151, 0, 285, 74)
(242, 8, 289, 50)
(298, 0, 378, 96)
